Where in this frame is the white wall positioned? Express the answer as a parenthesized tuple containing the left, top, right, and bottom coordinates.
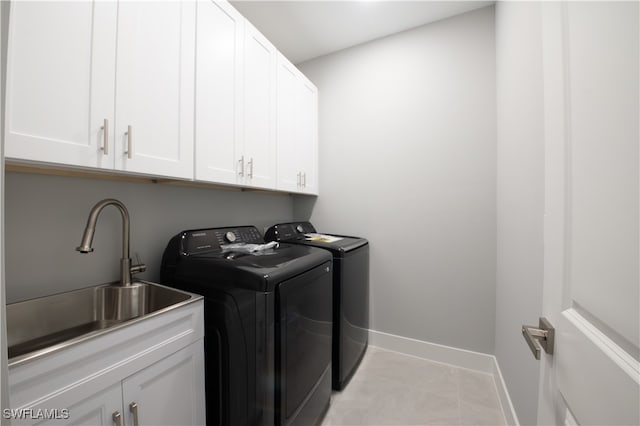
(296, 6, 497, 354)
(495, 3, 545, 425)
(4, 172, 293, 303)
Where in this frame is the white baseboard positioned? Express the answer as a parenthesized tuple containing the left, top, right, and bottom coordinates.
(490, 353, 520, 426)
(368, 329, 520, 425)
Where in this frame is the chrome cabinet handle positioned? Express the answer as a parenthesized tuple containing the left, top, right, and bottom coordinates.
(248, 158, 254, 178)
(297, 172, 301, 186)
(238, 155, 245, 176)
(302, 173, 306, 187)
(112, 411, 122, 426)
(101, 118, 109, 155)
(129, 402, 140, 426)
(124, 125, 132, 159)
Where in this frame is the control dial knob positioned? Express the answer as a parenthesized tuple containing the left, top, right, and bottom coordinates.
(296, 225, 305, 233)
(225, 231, 237, 243)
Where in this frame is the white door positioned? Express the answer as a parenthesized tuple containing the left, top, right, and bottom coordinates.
(242, 21, 277, 189)
(276, 53, 301, 192)
(114, 0, 195, 179)
(4, 1, 116, 169)
(121, 342, 206, 426)
(538, 2, 639, 425)
(195, 0, 244, 185)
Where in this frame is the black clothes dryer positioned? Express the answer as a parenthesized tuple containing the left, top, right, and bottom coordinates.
(265, 222, 369, 391)
(161, 226, 333, 426)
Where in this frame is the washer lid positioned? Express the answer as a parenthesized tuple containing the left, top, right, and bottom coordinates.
(174, 242, 332, 292)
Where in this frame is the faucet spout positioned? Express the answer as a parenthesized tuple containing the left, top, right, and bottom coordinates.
(77, 198, 133, 286)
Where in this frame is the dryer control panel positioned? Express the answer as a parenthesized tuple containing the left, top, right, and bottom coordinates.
(180, 226, 263, 255)
(264, 222, 316, 242)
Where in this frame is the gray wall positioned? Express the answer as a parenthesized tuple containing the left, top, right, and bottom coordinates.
(495, 2, 544, 425)
(4, 172, 294, 303)
(296, 6, 497, 354)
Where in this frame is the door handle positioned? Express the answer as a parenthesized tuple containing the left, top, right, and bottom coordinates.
(522, 317, 555, 360)
(112, 411, 122, 426)
(248, 158, 254, 178)
(129, 402, 140, 426)
(238, 155, 245, 176)
(124, 125, 133, 159)
(101, 118, 109, 155)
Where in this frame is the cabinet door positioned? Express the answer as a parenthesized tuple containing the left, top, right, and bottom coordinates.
(242, 22, 277, 189)
(195, 0, 244, 184)
(297, 77, 319, 195)
(121, 341, 206, 426)
(276, 53, 301, 192)
(4, 1, 116, 169)
(114, 0, 196, 179)
(10, 383, 122, 426)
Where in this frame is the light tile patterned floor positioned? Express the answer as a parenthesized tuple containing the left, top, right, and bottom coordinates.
(322, 346, 507, 426)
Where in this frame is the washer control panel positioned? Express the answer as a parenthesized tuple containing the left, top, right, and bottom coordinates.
(180, 226, 263, 255)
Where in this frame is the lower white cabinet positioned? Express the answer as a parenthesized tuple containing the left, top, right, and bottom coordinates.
(8, 301, 205, 426)
(38, 383, 123, 426)
(121, 343, 205, 426)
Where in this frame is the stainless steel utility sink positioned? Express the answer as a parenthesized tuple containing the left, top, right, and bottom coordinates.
(6, 281, 200, 366)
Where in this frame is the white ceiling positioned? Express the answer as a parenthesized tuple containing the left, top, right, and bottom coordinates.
(230, 1, 494, 64)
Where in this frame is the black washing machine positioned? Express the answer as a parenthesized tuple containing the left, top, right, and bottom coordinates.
(265, 222, 369, 391)
(161, 226, 333, 426)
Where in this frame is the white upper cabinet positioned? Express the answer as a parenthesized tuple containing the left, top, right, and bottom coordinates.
(296, 75, 319, 194)
(195, 0, 244, 185)
(4, 1, 117, 170)
(4, 0, 317, 193)
(276, 53, 319, 195)
(195, 2, 279, 191)
(5, 1, 196, 180)
(242, 21, 277, 189)
(114, 1, 196, 179)
(276, 54, 300, 192)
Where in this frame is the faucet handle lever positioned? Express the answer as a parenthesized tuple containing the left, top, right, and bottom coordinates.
(130, 264, 146, 274)
(130, 253, 147, 275)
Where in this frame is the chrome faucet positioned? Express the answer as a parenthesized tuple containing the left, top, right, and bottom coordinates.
(76, 198, 146, 286)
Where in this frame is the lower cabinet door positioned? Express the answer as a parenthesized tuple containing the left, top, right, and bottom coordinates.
(63, 384, 123, 426)
(9, 383, 122, 426)
(121, 341, 206, 426)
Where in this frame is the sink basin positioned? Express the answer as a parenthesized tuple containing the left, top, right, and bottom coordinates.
(6, 281, 199, 365)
